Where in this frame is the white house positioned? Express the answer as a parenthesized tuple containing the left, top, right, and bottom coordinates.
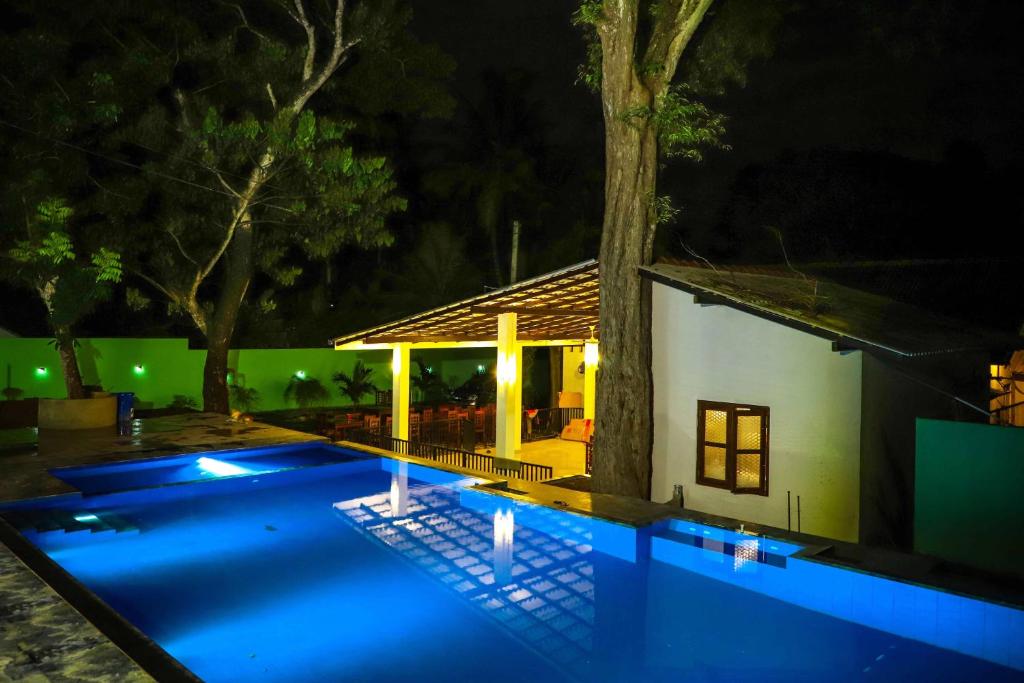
(641, 261, 1012, 544)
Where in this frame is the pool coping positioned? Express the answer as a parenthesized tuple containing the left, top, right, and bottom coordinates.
(2, 437, 1022, 682)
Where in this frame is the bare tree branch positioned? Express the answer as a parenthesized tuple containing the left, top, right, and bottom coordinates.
(219, 1, 272, 43)
(642, 0, 715, 95)
(265, 82, 278, 110)
(292, 0, 317, 82)
(166, 228, 200, 267)
(129, 268, 180, 306)
(289, 0, 358, 115)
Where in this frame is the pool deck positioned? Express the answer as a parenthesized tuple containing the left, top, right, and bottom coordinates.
(1, 412, 1022, 682)
(476, 437, 589, 478)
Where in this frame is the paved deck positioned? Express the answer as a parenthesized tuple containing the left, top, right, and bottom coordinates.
(0, 412, 323, 503)
(0, 544, 152, 682)
(475, 437, 588, 478)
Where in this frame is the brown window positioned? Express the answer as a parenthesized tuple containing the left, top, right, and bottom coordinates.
(696, 401, 769, 495)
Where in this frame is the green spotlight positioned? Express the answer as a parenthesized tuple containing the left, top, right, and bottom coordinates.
(295, 370, 306, 379)
(35, 366, 48, 377)
(133, 364, 145, 376)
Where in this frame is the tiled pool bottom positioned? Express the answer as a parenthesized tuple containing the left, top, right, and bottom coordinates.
(2, 448, 1022, 682)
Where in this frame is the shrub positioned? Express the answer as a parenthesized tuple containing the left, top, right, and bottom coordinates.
(284, 375, 329, 409)
(332, 360, 377, 406)
(168, 395, 197, 410)
(229, 384, 261, 413)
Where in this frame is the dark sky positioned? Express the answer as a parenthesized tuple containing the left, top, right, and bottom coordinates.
(411, 0, 1024, 263)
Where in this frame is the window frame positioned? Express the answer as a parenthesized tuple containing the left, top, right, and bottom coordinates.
(696, 400, 770, 496)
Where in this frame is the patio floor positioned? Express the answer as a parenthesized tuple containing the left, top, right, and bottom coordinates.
(476, 437, 589, 479)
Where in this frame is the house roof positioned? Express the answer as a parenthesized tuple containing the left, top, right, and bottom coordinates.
(331, 260, 599, 347)
(641, 260, 1023, 359)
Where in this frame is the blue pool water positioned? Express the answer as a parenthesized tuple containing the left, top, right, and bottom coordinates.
(3, 446, 1022, 682)
(50, 442, 366, 494)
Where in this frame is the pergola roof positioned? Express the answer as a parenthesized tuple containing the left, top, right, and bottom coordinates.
(332, 260, 599, 347)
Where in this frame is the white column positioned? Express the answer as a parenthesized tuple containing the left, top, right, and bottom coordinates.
(495, 313, 520, 461)
(391, 344, 410, 440)
(583, 339, 599, 422)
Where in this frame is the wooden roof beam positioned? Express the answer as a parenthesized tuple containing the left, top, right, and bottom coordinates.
(470, 305, 598, 317)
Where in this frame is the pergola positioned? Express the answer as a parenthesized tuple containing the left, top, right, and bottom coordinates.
(331, 260, 600, 461)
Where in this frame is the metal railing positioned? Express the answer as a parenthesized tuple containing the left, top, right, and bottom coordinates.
(345, 429, 554, 482)
(524, 407, 583, 442)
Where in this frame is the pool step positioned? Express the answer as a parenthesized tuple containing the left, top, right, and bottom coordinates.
(3, 509, 139, 537)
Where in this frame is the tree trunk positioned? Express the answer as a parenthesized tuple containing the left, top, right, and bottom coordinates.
(202, 218, 255, 413)
(55, 327, 85, 399)
(591, 84, 660, 499)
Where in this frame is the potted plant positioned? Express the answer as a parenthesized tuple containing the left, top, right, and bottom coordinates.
(332, 361, 377, 406)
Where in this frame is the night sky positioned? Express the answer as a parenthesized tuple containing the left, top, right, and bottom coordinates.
(414, 0, 1024, 261)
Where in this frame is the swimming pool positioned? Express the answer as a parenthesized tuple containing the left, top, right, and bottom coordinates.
(2, 443, 1021, 682)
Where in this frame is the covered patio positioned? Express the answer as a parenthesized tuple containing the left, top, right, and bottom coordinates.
(330, 260, 599, 476)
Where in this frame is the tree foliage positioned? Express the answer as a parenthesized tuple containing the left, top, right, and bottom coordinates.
(0, 0, 453, 410)
(1, 198, 122, 397)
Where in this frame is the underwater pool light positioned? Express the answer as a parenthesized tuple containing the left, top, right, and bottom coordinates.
(196, 457, 252, 477)
(73, 513, 100, 523)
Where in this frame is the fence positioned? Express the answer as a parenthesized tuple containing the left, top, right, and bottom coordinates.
(322, 406, 584, 449)
(915, 418, 1024, 577)
(345, 429, 554, 482)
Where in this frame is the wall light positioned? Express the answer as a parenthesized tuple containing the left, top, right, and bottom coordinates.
(133, 364, 145, 376)
(35, 366, 48, 377)
(295, 370, 306, 379)
(496, 353, 517, 385)
(477, 364, 485, 374)
(584, 326, 599, 367)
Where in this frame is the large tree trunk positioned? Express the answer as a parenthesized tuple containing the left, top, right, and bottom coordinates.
(54, 326, 85, 399)
(202, 218, 255, 413)
(591, 68, 660, 498)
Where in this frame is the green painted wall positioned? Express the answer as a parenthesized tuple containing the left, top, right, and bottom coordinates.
(0, 338, 495, 412)
(915, 418, 1024, 577)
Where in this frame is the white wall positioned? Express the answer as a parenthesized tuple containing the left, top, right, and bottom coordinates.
(651, 282, 863, 542)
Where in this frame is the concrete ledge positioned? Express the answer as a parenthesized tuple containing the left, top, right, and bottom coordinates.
(38, 397, 116, 430)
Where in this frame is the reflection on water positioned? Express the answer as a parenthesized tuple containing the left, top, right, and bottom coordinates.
(493, 508, 514, 585)
(389, 462, 408, 517)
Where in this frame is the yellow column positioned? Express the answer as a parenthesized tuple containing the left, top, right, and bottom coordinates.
(391, 344, 410, 440)
(513, 344, 523, 450)
(583, 339, 599, 422)
(495, 313, 520, 461)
